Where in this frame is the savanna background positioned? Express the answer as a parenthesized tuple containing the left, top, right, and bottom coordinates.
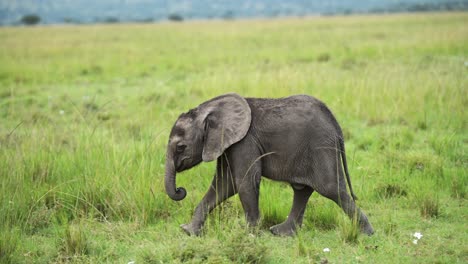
(0, 2, 467, 263)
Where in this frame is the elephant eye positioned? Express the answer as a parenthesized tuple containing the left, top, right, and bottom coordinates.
(176, 144, 186, 153)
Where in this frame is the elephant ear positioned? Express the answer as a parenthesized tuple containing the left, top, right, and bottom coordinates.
(199, 93, 252, 162)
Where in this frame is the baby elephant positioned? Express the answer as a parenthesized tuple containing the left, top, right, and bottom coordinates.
(164, 93, 374, 236)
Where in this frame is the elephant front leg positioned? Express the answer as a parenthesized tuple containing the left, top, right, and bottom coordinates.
(181, 183, 236, 236)
(237, 168, 262, 227)
(270, 185, 313, 236)
(238, 184, 260, 227)
(181, 159, 236, 236)
(180, 192, 216, 235)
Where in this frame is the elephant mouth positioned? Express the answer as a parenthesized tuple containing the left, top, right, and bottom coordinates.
(176, 157, 201, 172)
(176, 164, 183, 172)
(176, 158, 189, 172)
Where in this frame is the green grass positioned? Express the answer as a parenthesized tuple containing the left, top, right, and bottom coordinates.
(1, 12, 467, 263)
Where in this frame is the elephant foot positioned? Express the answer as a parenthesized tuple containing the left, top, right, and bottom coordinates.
(270, 222, 297, 236)
(360, 221, 375, 236)
(180, 223, 202, 236)
(358, 214, 375, 236)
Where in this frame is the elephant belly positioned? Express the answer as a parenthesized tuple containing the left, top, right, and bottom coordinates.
(259, 136, 337, 188)
(261, 153, 298, 182)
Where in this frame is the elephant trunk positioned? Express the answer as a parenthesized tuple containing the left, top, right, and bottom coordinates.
(164, 150, 187, 201)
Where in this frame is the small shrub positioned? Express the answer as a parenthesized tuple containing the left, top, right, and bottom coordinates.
(339, 215, 359, 244)
(168, 14, 184, 22)
(31, 162, 50, 184)
(76, 186, 112, 221)
(62, 224, 89, 257)
(103, 17, 119, 23)
(296, 233, 309, 257)
(451, 177, 466, 199)
(0, 229, 19, 263)
(387, 150, 444, 178)
(167, 230, 268, 263)
(317, 53, 331, 62)
(384, 221, 397, 235)
(376, 183, 407, 198)
(383, 214, 397, 235)
(179, 247, 196, 262)
(417, 120, 428, 130)
(139, 248, 168, 264)
(28, 205, 54, 233)
(419, 196, 439, 218)
(80, 65, 103, 76)
(97, 112, 111, 121)
(21, 14, 41, 25)
(223, 232, 268, 263)
(429, 134, 461, 162)
(168, 240, 208, 262)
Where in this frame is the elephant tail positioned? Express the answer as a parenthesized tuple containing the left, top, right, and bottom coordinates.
(339, 138, 358, 201)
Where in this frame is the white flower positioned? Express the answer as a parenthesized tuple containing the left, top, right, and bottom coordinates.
(412, 239, 418, 245)
(59, 110, 64, 115)
(413, 232, 423, 240)
(128, 261, 135, 264)
(323, 248, 330, 252)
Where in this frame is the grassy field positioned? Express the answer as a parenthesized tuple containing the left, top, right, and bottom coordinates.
(0, 12, 467, 263)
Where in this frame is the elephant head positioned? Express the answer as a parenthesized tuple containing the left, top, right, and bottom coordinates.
(165, 93, 252, 201)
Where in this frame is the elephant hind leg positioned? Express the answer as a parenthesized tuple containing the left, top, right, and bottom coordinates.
(319, 183, 374, 235)
(270, 185, 314, 236)
(310, 147, 374, 235)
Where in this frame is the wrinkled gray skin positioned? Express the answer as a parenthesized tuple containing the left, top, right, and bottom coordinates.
(165, 93, 374, 236)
